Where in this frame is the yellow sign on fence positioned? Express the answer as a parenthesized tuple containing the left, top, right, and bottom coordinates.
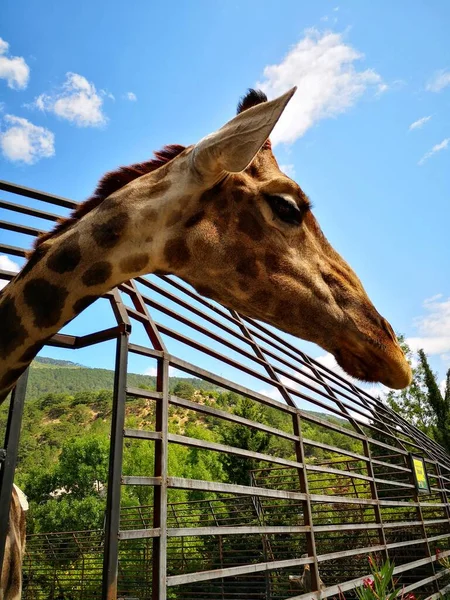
(411, 455, 430, 493)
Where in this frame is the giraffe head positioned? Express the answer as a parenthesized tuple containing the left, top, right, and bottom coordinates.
(156, 88, 411, 389)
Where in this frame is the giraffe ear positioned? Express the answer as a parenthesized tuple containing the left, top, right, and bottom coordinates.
(192, 87, 296, 178)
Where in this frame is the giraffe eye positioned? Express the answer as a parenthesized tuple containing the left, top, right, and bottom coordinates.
(265, 195, 303, 225)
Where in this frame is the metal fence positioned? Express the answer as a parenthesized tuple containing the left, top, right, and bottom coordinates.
(1, 179, 450, 600)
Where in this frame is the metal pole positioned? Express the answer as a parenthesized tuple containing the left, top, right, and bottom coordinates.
(151, 357, 169, 600)
(102, 328, 130, 600)
(0, 368, 28, 574)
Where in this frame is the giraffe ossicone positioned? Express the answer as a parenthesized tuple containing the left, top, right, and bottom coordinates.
(0, 86, 412, 405)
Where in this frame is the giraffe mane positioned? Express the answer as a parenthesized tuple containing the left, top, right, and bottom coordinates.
(33, 144, 186, 249)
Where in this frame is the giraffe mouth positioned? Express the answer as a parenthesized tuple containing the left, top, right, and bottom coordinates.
(333, 343, 411, 389)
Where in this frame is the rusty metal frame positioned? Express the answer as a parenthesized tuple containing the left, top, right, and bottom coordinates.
(2, 179, 450, 600)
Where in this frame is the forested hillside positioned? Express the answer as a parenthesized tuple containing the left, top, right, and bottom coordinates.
(26, 356, 218, 398)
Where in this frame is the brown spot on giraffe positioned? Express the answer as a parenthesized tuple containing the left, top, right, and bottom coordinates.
(20, 341, 46, 363)
(23, 279, 68, 329)
(236, 252, 259, 279)
(82, 262, 113, 287)
(141, 206, 158, 221)
(92, 213, 129, 248)
(164, 238, 191, 269)
(46, 233, 81, 274)
(0, 366, 27, 389)
(16, 244, 48, 282)
(237, 209, 264, 241)
(120, 253, 150, 274)
(73, 295, 98, 315)
(184, 210, 205, 228)
(0, 296, 27, 359)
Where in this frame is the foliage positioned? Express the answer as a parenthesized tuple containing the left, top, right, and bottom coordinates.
(348, 557, 416, 600)
(25, 355, 218, 399)
(386, 337, 450, 451)
(219, 397, 271, 485)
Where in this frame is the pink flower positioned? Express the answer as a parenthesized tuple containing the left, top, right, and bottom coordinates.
(363, 578, 374, 589)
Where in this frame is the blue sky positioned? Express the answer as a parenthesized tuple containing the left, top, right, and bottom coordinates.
(1, 0, 450, 399)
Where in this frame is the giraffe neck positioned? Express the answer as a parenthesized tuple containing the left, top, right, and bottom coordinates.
(0, 155, 196, 402)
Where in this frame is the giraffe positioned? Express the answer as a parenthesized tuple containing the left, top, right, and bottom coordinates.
(0, 87, 411, 403)
(0, 485, 27, 600)
(0, 86, 411, 598)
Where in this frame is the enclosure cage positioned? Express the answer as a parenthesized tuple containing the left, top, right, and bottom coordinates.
(1, 179, 450, 600)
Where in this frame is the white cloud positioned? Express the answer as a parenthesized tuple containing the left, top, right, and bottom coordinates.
(101, 89, 115, 101)
(409, 115, 431, 131)
(0, 255, 20, 290)
(126, 92, 137, 101)
(0, 37, 30, 90)
(407, 295, 450, 356)
(257, 28, 386, 146)
(280, 164, 296, 178)
(418, 137, 450, 166)
(426, 69, 450, 93)
(34, 72, 107, 127)
(143, 365, 188, 377)
(0, 115, 55, 164)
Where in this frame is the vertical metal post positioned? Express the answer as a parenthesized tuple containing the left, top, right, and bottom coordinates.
(102, 327, 130, 600)
(0, 368, 28, 574)
(292, 411, 321, 592)
(152, 357, 169, 600)
(363, 440, 388, 560)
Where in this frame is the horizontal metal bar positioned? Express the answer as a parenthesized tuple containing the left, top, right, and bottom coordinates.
(121, 476, 161, 486)
(76, 326, 123, 348)
(0, 179, 77, 209)
(126, 387, 163, 401)
(169, 394, 298, 442)
(383, 518, 448, 529)
(308, 493, 377, 505)
(128, 343, 164, 360)
(402, 569, 450, 596)
(306, 463, 373, 483)
(0, 243, 27, 257)
(0, 198, 61, 221)
(167, 525, 311, 537)
(302, 438, 369, 463)
(285, 573, 371, 600)
(166, 555, 312, 587)
(314, 522, 381, 532)
(45, 327, 122, 350)
(46, 333, 77, 349)
(0, 269, 17, 282)
(123, 429, 161, 441)
(168, 354, 296, 414)
(317, 544, 385, 563)
(424, 580, 450, 600)
(118, 528, 160, 540)
(167, 477, 307, 501)
(168, 433, 304, 470)
(0, 219, 44, 237)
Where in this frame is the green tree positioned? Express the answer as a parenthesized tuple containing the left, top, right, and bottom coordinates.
(219, 397, 270, 485)
(385, 337, 434, 436)
(386, 337, 450, 451)
(417, 349, 450, 452)
(172, 380, 195, 400)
